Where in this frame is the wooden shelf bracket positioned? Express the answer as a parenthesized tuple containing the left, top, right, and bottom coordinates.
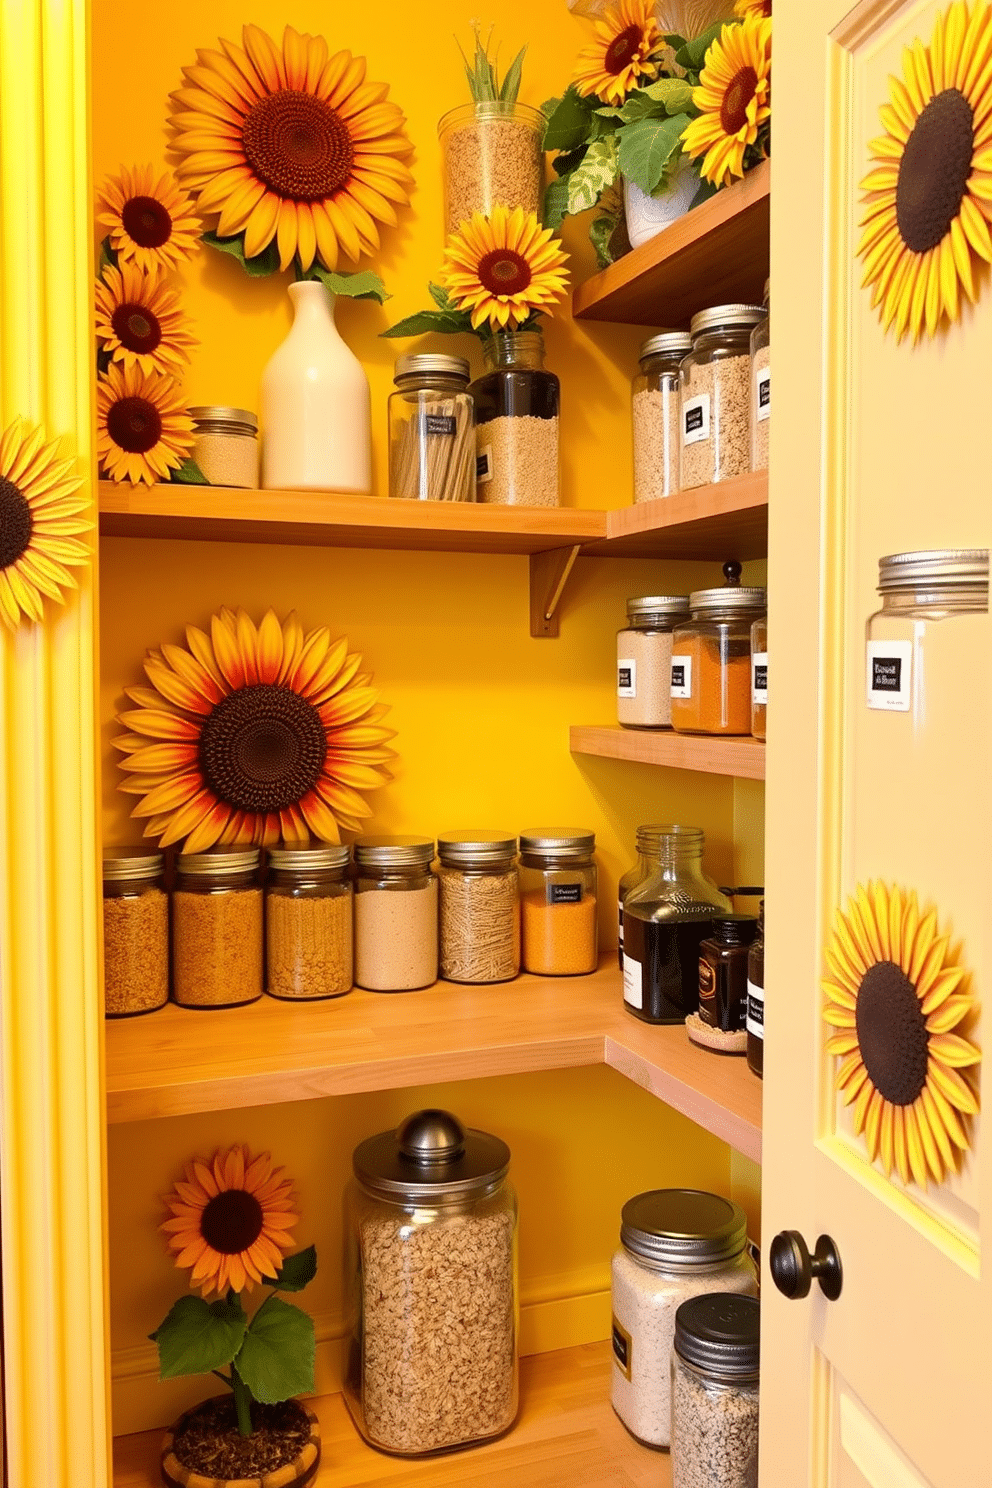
(529, 545, 582, 638)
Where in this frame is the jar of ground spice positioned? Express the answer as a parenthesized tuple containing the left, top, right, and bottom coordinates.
(632, 332, 692, 503)
(519, 828, 597, 976)
(102, 846, 169, 1017)
(750, 281, 770, 472)
(388, 354, 475, 503)
(188, 407, 259, 488)
(671, 567, 766, 736)
(353, 835, 438, 992)
(617, 594, 690, 729)
(671, 1294, 760, 1488)
(680, 305, 764, 489)
(438, 831, 520, 984)
(172, 848, 263, 1009)
(471, 329, 559, 506)
(438, 101, 544, 237)
(266, 842, 353, 1000)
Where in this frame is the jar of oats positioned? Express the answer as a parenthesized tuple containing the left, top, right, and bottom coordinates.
(438, 831, 520, 984)
(438, 101, 544, 237)
(344, 1108, 518, 1456)
(266, 842, 353, 1000)
(102, 846, 169, 1017)
(632, 332, 692, 503)
(680, 305, 764, 489)
(471, 329, 559, 506)
(172, 848, 263, 1009)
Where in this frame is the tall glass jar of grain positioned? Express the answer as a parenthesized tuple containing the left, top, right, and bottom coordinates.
(438, 101, 544, 237)
(266, 842, 353, 1000)
(680, 305, 764, 489)
(611, 1190, 757, 1450)
(617, 594, 691, 730)
(388, 354, 475, 503)
(670, 567, 766, 736)
(632, 332, 692, 503)
(471, 330, 560, 507)
(750, 280, 770, 472)
(617, 825, 671, 971)
(172, 848, 263, 1009)
(671, 1294, 760, 1488)
(344, 1108, 518, 1455)
(353, 835, 438, 992)
(437, 831, 520, 984)
(102, 846, 169, 1017)
(519, 828, 597, 975)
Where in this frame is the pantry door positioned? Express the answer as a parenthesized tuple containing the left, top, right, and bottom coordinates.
(763, 1, 990, 1485)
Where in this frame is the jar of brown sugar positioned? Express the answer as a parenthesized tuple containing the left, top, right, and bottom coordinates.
(519, 828, 597, 976)
(438, 831, 520, 984)
(680, 305, 764, 489)
(189, 406, 259, 488)
(353, 835, 438, 992)
(671, 567, 766, 736)
(172, 847, 263, 1009)
(266, 842, 353, 1000)
(102, 846, 169, 1017)
(617, 595, 690, 729)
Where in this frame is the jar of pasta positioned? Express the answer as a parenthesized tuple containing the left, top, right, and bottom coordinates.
(388, 354, 475, 503)
(671, 566, 766, 736)
(266, 842, 353, 1000)
(438, 831, 520, 984)
(519, 828, 597, 976)
(680, 305, 764, 489)
(173, 848, 263, 1009)
(102, 846, 169, 1017)
(632, 332, 692, 503)
(353, 835, 438, 992)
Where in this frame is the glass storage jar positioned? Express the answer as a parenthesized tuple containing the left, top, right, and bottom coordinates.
(618, 824, 672, 970)
(746, 899, 765, 1078)
(750, 614, 767, 740)
(750, 280, 770, 472)
(265, 842, 353, 1000)
(671, 567, 766, 736)
(698, 915, 759, 1037)
(617, 594, 691, 729)
(672, 1293, 760, 1488)
(611, 1189, 757, 1450)
(471, 330, 559, 506)
(623, 826, 731, 1023)
(189, 406, 259, 488)
(680, 304, 764, 489)
(519, 828, 597, 975)
(102, 846, 169, 1017)
(344, 1108, 518, 1455)
(172, 848, 263, 1009)
(438, 101, 544, 237)
(388, 354, 475, 503)
(438, 830, 520, 984)
(353, 835, 438, 991)
(632, 332, 692, 502)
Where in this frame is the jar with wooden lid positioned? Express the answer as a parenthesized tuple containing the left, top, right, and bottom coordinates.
(172, 848, 263, 1009)
(680, 305, 764, 489)
(189, 406, 259, 488)
(471, 330, 559, 507)
(750, 279, 770, 472)
(102, 846, 169, 1017)
(389, 355, 475, 503)
(353, 835, 438, 992)
(632, 332, 692, 502)
(438, 831, 520, 984)
(617, 594, 690, 729)
(519, 828, 597, 975)
(671, 1294, 760, 1488)
(671, 565, 766, 736)
(266, 842, 353, 1000)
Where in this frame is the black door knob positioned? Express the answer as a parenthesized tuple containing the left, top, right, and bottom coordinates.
(769, 1231, 843, 1301)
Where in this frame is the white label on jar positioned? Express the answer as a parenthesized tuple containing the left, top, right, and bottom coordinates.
(682, 393, 710, 445)
(746, 978, 764, 1039)
(752, 652, 768, 705)
(670, 655, 693, 699)
(623, 952, 643, 1009)
(618, 894, 624, 951)
(476, 446, 493, 484)
(866, 640, 912, 711)
(756, 366, 771, 421)
(617, 657, 636, 698)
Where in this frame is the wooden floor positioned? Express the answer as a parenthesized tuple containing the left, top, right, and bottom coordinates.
(112, 1341, 668, 1488)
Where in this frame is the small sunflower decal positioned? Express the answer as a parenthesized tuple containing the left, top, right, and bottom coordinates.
(95, 263, 197, 377)
(96, 364, 195, 485)
(573, 0, 662, 106)
(169, 24, 414, 272)
(115, 606, 395, 851)
(162, 1146, 298, 1296)
(96, 164, 202, 274)
(823, 881, 980, 1189)
(682, 15, 772, 188)
(439, 206, 570, 331)
(0, 417, 91, 630)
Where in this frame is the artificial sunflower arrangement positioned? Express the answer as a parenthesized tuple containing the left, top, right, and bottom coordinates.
(0, 417, 91, 631)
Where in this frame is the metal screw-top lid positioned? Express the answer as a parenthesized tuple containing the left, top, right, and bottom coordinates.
(188, 406, 259, 433)
(674, 1293, 760, 1378)
(353, 833, 435, 870)
(102, 845, 164, 882)
(627, 595, 691, 621)
(268, 842, 351, 872)
(394, 353, 471, 383)
(353, 1108, 511, 1201)
(176, 847, 261, 877)
(689, 561, 765, 617)
(639, 331, 693, 361)
(437, 830, 517, 866)
(620, 1189, 749, 1267)
(519, 828, 595, 862)
(690, 303, 765, 337)
(877, 548, 989, 593)
(705, 914, 759, 948)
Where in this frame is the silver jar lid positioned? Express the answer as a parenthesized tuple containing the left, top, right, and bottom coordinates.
(519, 828, 595, 861)
(353, 833, 435, 870)
(175, 847, 261, 876)
(627, 595, 691, 620)
(268, 842, 351, 872)
(353, 1109, 511, 1201)
(621, 1189, 748, 1266)
(188, 406, 259, 434)
(690, 304, 765, 337)
(639, 332, 692, 361)
(688, 584, 766, 616)
(102, 844, 164, 882)
(437, 830, 517, 866)
(674, 1293, 760, 1378)
(394, 353, 470, 383)
(877, 548, 989, 592)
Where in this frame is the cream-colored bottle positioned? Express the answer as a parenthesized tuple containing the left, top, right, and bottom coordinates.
(260, 279, 372, 493)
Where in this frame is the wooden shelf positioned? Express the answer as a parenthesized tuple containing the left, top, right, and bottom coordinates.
(572, 160, 771, 327)
(585, 470, 767, 560)
(105, 959, 761, 1161)
(113, 1340, 665, 1487)
(571, 726, 765, 781)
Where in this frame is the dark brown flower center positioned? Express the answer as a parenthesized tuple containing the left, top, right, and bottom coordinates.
(477, 249, 532, 296)
(855, 960, 929, 1106)
(605, 24, 643, 75)
(242, 90, 355, 201)
(721, 67, 759, 135)
(896, 87, 974, 254)
(200, 1189, 264, 1256)
(121, 195, 173, 249)
(0, 478, 33, 570)
(111, 303, 162, 355)
(198, 682, 328, 814)
(106, 396, 163, 454)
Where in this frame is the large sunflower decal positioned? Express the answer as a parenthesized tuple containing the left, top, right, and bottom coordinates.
(439, 206, 570, 330)
(96, 164, 202, 274)
(573, 0, 662, 106)
(95, 263, 197, 377)
(858, 3, 992, 342)
(169, 24, 414, 272)
(682, 15, 772, 187)
(0, 418, 91, 630)
(823, 881, 980, 1189)
(162, 1146, 298, 1296)
(115, 607, 395, 852)
(97, 364, 195, 486)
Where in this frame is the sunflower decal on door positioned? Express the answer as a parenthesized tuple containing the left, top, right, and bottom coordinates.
(823, 881, 980, 1189)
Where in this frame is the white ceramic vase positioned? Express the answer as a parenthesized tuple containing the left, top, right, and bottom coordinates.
(623, 154, 707, 249)
(261, 280, 372, 492)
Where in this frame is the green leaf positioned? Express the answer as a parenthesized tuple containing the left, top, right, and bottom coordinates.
(552, 144, 587, 178)
(618, 113, 690, 193)
(542, 86, 594, 153)
(540, 94, 562, 121)
(589, 213, 618, 270)
(428, 281, 457, 311)
(168, 457, 209, 486)
(676, 20, 730, 75)
(306, 267, 389, 302)
(567, 136, 619, 216)
(235, 1296, 315, 1405)
(202, 229, 281, 278)
(499, 45, 526, 104)
(543, 174, 572, 232)
(661, 32, 688, 52)
(266, 1244, 317, 1293)
(153, 1295, 247, 1380)
(588, 111, 620, 143)
(381, 307, 473, 338)
(638, 78, 694, 116)
(98, 236, 118, 274)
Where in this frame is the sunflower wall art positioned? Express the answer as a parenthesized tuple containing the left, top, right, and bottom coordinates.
(115, 607, 395, 851)
(859, 2, 992, 343)
(823, 881, 980, 1189)
(0, 418, 91, 631)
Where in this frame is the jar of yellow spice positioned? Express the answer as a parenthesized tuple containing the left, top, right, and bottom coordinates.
(102, 846, 169, 1017)
(671, 565, 766, 737)
(519, 828, 597, 976)
(266, 842, 353, 1000)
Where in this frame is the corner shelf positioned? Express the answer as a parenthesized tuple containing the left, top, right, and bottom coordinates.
(571, 726, 765, 781)
(586, 470, 767, 560)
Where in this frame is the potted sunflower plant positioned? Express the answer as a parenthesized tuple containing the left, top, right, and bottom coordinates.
(154, 1145, 321, 1488)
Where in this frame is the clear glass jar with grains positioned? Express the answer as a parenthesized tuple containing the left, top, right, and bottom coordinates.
(266, 842, 353, 1000)
(102, 846, 169, 1017)
(471, 330, 559, 506)
(671, 1293, 760, 1488)
(632, 332, 692, 502)
(353, 835, 438, 991)
(173, 848, 263, 1008)
(680, 305, 764, 489)
(438, 830, 520, 984)
(617, 594, 690, 729)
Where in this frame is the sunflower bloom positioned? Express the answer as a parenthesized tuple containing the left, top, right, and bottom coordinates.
(96, 164, 202, 274)
(169, 23, 414, 273)
(97, 364, 195, 486)
(734, 0, 771, 17)
(114, 606, 395, 852)
(0, 418, 91, 631)
(823, 881, 980, 1189)
(682, 16, 772, 187)
(573, 0, 662, 105)
(439, 206, 570, 331)
(95, 263, 197, 377)
(858, 1, 992, 343)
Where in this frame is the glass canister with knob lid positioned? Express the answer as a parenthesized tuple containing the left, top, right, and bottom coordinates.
(632, 332, 692, 502)
(344, 1108, 518, 1456)
(388, 354, 475, 503)
(671, 563, 766, 736)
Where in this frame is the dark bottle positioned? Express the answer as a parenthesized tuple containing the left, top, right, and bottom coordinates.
(698, 915, 758, 1035)
(746, 899, 765, 1077)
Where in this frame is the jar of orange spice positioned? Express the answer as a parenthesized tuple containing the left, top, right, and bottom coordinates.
(519, 829, 597, 976)
(670, 565, 765, 736)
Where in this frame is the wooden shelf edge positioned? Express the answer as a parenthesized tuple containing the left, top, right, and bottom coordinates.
(570, 725, 766, 780)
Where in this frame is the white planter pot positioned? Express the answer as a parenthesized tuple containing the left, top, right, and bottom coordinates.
(261, 280, 372, 492)
(623, 155, 707, 249)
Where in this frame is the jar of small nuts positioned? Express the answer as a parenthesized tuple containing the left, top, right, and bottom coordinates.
(632, 332, 692, 503)
(102, 846, 169, 1017)
(173, 847, 263, 1009)
(680, 305, 764, 489)
(266, 842, 353, 1000)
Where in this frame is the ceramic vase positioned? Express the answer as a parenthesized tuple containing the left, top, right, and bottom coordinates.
(623, 154, 708, 249)
(261, 280, 371, 493)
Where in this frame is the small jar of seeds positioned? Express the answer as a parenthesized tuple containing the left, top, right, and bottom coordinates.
(680, 305, 764, 489)
(632, 332, 692, 502)
(102, 846, 169, 1017)
(189, 406, 259, 488)
(671, 1293, 760, 1488)
(471, 329, 560, 506)
(266, 842, 353, 1000)
(438, 831, 520, 984)
(438, 101, 544, 238)
(173, 848, 263, 1009)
